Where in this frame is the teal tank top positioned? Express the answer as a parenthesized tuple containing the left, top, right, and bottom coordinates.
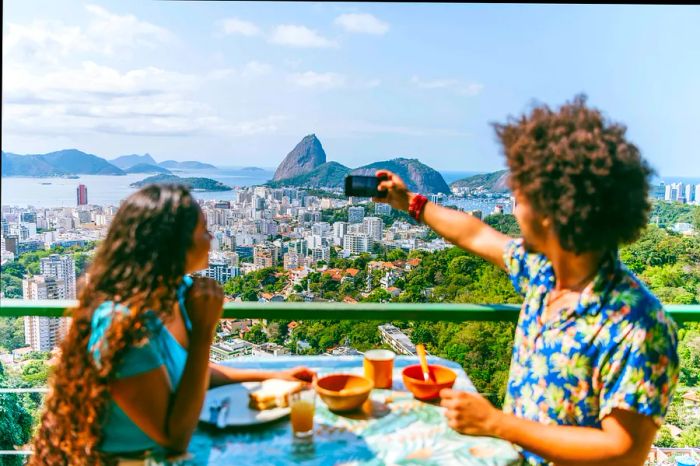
(88, 276, 194, 453)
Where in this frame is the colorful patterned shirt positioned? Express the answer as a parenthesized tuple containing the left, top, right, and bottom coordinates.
(502, 239, 679, 465)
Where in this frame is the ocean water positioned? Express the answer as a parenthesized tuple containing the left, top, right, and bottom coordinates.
(2, 168, 695, 209)
(0, 167, 274, 208)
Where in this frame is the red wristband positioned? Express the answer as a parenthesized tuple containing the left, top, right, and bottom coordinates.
(408, 194, 428, 222)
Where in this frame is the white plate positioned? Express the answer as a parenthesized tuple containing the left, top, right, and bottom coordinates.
(199, 382, 291, 428)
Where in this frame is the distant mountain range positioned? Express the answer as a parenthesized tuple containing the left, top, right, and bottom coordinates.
(449, 170, 510, 192)
(123, 163, 172, 175)
(2, 149, 126, 176)
(268, 135, 451, 194)
(110, 153, 157, 170)
(158, 160, 217, 170)
(1, 149, 218, 177)
(130, 174, 232, 191)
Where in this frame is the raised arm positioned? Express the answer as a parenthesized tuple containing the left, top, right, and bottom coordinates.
(375, 170, 510, 269)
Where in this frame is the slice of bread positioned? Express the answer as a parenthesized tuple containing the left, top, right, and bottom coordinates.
(248, 379, 303, 411)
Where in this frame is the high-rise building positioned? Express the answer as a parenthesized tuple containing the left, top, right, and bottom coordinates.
(286, 240, 308, 257)
(306, 234, 325, 250)
(283, 252, 302, 270)
(348, 206, 365, 224)
(363, 217, 384, 242)
(204, 260, 240, 283)
(685, 184, 695, 204)
(40, 254, 76, 299)
(253, 243, 279, 268)
(20, 212, 37, 224)
(311, 222, 331, 237)
(77, 184, 88, 206)
(23, 276, 70, 352)
(4, 235, 19, 256)
(695, 185, 700, 205)
(311, 246, 330, 263)
(375, 203, 392, 216)
(343, 234, 371, 255)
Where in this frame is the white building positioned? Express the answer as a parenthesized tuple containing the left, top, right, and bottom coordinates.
(348, 206, 365, 224)
(209, 339, 254, 361)
(375, 203, 392, 216)
(378, 323, 416, 355)
(40, 254, 76, 299)
(283, 252, 303, 270)
(205, 260, 240, 283)
(311, 246, 331, 263)
(23, 276, 70, 352)
(343, 234, 371, 255)
(363, 217, 384, 242)
(311, 222, 331, 237)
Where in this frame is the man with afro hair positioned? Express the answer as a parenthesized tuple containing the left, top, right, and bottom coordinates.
(375, 95, 678, 465)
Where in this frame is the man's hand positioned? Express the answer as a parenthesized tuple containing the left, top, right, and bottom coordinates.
(440, 389, 503, 437)
(373, 169, 413, 211)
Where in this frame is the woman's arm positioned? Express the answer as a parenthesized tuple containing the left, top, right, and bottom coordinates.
(209, 363, 315, 387)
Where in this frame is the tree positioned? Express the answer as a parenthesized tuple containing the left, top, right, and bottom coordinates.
(0, 318, 27, 352)
(244, 324, 267, 345)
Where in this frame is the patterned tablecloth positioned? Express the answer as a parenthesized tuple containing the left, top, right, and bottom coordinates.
(182, 355, 522, 466)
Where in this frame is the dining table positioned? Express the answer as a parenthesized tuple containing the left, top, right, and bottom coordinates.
(162, 355, 523, 466)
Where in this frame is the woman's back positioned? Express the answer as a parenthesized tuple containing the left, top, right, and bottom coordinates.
(88, 276, 193, 453)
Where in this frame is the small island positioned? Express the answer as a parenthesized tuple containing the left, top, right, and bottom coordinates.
(130, 174, 232, 191)
(241, 166, 268, 172)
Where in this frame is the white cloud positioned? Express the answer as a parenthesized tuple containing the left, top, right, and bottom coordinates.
(219, 115, 289, 137)
(3, 62, 212, 137)
(269, 25, 337, 48)
(289, 71, 346, 89)
(3, 4, 173, 64)
(84, 4, 173, 53)
(242, 61, 272, 78)
(411, 76, 483, 96)
(334, 13, 389, 35)
(221, 18, 261, 36)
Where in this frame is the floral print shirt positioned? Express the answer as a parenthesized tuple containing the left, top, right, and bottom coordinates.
(502, 239, 679, 465)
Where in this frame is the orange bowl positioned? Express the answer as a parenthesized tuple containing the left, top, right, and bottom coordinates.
(402, 364, 457, 400)
(314, 374, 373, 412)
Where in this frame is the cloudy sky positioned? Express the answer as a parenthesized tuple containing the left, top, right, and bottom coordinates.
(3, 1, 699, 175)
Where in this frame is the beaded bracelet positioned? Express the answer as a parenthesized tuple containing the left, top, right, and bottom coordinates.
(408, 194, 429, 222)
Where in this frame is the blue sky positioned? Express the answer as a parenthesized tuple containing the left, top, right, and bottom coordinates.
(3, 2, 699, 176)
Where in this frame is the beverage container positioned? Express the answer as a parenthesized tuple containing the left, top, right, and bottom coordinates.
(290, 388, 315, 438)
(363, 349, 395, 389)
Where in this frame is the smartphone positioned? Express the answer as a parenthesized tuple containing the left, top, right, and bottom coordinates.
(344, 175, 387, 198)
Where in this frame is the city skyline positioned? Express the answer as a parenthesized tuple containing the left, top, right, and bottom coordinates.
(3, 2, 699, 176)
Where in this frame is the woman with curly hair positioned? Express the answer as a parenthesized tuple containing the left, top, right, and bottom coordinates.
(30, 184, 313, 464)
(375, 95, 679, 466)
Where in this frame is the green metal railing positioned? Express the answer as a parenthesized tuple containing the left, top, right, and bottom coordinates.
(1, 299, 698, 323)
(0, 300, 698, 457)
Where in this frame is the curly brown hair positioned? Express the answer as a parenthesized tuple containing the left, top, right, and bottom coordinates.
(30, 184, 200, 465)
(494, 94, 654, 253)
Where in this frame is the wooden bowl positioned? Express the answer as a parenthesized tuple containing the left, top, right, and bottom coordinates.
(402, 364, 457, 401)
(314, 374, 373, 412)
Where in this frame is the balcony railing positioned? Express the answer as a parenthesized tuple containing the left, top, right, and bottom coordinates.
(1, 300, 698, 458)
(1, 299, 699, 322)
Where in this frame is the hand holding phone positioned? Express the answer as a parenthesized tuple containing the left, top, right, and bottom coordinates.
(344, 174, 388, 198)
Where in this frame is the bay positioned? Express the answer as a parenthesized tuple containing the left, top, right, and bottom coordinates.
(1, 168, 274, 208)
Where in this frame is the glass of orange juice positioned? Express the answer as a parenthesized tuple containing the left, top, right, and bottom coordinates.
(290, 388, 315, 439)
(364, 349, 395, 389)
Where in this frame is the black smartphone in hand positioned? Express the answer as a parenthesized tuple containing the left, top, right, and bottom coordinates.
(344, 175, 387, 198)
